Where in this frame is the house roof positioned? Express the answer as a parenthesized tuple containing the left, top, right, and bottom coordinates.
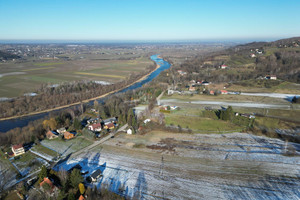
(40, 177, 54, 189)
(91, 169, 102, 179)
(79, 195, 85, 200)
(89, 123, 101, 129)
(105, 123, 115, 129)
(103, 117, 117, 124)
(64, 131, 73, 138)
(12, 144, 23, 150)
(220, 90, 228, 93)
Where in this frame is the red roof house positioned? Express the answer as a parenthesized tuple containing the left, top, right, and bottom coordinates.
(220, 90, 228, 94)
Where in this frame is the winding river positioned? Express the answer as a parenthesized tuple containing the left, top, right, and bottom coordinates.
(0, 55, 171, 133)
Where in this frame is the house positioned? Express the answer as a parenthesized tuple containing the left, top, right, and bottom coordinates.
(56, 127, 66, 135)
(64, 131, 76, 140)
(220, 64, 228, 69)
(177, 70, 187, 76)
(87, 118, 99, 124)
(79, 195, 86, 200)
(104, 122, 115, 130)
(210, 90, 215, 95)
(220, 90, 228, 94)
(46, 130, 59, 139)
(103, 117, 117, 125)
(90, 169, 102, 182)
(40, 177, 57, 192)
(202, 81, 210, 86)
(265, 75, 277, 80)
(170, 106, 178, 110)
(250, 53, 256, 58)
(88, 123, 102, 132)
(12, 144, 25, 157)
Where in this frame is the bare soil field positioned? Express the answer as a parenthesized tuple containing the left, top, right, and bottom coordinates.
(55, 131, 300, 199)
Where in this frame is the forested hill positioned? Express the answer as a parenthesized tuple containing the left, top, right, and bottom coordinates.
(175, 37, 300, 83)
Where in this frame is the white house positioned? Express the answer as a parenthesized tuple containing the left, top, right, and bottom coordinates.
(220, 64, 228, 69)
(12, 144, 25, 156)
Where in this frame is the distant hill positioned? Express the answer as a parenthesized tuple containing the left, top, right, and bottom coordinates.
(0, 50, 20, 61)
(176, 37, 300, 83)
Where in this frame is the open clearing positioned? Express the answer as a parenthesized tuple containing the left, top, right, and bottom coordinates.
(54, 131, 300, 199)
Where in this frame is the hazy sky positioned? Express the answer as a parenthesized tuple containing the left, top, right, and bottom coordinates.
(0, 0, 299, 41)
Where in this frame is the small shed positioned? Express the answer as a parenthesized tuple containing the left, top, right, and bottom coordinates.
(127, 129, 132, 135)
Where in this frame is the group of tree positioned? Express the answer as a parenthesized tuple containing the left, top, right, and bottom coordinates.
(5, 165, 125, 200)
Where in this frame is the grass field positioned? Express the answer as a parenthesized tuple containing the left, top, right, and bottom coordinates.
(0, 55, 152, 98)
(164, 112, 242, 132)
(41, 137, 93, 156)
(31, 144, 59, 158)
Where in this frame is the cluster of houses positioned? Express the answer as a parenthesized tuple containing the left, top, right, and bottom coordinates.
(87, 117, 117, 133)
(46, 128, 77, 140)
(250, 48, 263, 57)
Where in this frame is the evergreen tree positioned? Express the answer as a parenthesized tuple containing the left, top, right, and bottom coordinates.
(67, 192, 75, 200)
(38, 165, 47, 183)
(70, 169, 83, 189)
(73, 118, 82, 130)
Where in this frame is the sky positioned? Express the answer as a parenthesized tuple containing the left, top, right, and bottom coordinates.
(0, 0, 299, 41)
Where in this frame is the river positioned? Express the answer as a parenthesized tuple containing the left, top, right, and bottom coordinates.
(0, 54, 171, 133)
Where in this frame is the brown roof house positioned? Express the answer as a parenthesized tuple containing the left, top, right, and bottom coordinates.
(40, 177, 58, 194)
(12, 144, 25, 157)
(64, 131, 76, 140)
(104, 122, 115, 130)
(88, 123, 102, 132)
(46, 130, 59, 139)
